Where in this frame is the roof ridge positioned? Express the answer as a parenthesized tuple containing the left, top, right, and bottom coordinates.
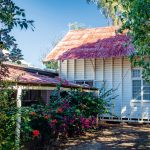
(68, 26, 119, 32)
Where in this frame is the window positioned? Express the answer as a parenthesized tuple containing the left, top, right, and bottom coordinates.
(132, 69, 150, 100)
(132, 69, 141, 78)
(75, 80, 94, 87)
(132, 80, 141, 100)
(22, 90, 42, 106)
(143, 81, 150, 100)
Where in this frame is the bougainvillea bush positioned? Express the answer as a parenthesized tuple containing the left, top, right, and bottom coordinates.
(21, 88, 111, 148)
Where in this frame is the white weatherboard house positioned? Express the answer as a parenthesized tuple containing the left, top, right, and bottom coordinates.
(45, 26, 150, 123)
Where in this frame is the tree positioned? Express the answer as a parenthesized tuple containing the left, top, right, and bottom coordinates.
(43, 36, 63, 70)
(87, 0, 122, 25)
(68, 22, 86, 30)
(87, 0, 150, 81)
(0, 82, 17, 149)
(45, 61, 58, 70)
(0, 0, 34, 64)
(0, 1, 34, 149)
(9, 45, 23, 64)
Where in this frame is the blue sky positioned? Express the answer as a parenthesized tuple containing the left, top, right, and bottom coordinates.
(12, 0, 108, 68)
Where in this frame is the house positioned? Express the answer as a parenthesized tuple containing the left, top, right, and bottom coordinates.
(45, 26, 150, 123)
(2, 62, 97, 106)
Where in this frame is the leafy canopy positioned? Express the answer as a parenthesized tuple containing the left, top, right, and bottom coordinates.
(0, 0, 34, 63)
(87, 0, 150, 81)
(0, 2, 34, 147)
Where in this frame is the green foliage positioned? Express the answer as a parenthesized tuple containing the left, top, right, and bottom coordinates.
(0, 82, 17, 149)
(0, 1, 34, 146)
(45, 61, 58, 70)
(9, 46, 23, 64)
(69, 22, 86, 30)
(0, 82, 35, 149)
(120, 0, 150, 81)
(0, 0, 34, 63)
(0, 0, 34, 30)
(87, 0, 122, 25)
(58, 90, 109, 117)
(20, 88, 112, 149)
(0, 84, 112, 149)
(87, 0, 150, 81)
(0, 82, 32, 149)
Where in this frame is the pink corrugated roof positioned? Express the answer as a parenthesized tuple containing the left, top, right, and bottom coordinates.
(3, 66, 94, 89)
(45, 26, 134, 61)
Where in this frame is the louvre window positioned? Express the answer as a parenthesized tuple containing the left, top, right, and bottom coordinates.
(132, 80, 141, 100)
(132, 69, 150, 100)
(143, 81, 150, 100)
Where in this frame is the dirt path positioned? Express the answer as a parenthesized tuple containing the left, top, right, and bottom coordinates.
(59, 123, 150, 150)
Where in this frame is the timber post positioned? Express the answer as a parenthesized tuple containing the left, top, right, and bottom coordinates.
(15, 86, 22, 150)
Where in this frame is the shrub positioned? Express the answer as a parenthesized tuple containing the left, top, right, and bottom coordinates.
(0, 81, 112, 149)
(0, 82, 17, 149)
(22, 88, 111, 148)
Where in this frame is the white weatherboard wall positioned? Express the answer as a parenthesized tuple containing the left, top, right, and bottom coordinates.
(75, 59, 84, 80)
(122, 58, 132, 118)
(112, 58, 122, 118)
(84, 59, 94, 80)
(103, 58, 113, 118)
(95, 59, 104, 88)
(67, 59, 75, 81)
(60, 60, 67, 79)
(59, 58, 150, 122)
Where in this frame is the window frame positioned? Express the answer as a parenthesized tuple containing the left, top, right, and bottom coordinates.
(132, 68, 150, 101)
(22, 90, 42, 106)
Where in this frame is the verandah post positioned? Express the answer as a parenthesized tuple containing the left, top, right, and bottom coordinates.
(15, 86, 22, 150)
